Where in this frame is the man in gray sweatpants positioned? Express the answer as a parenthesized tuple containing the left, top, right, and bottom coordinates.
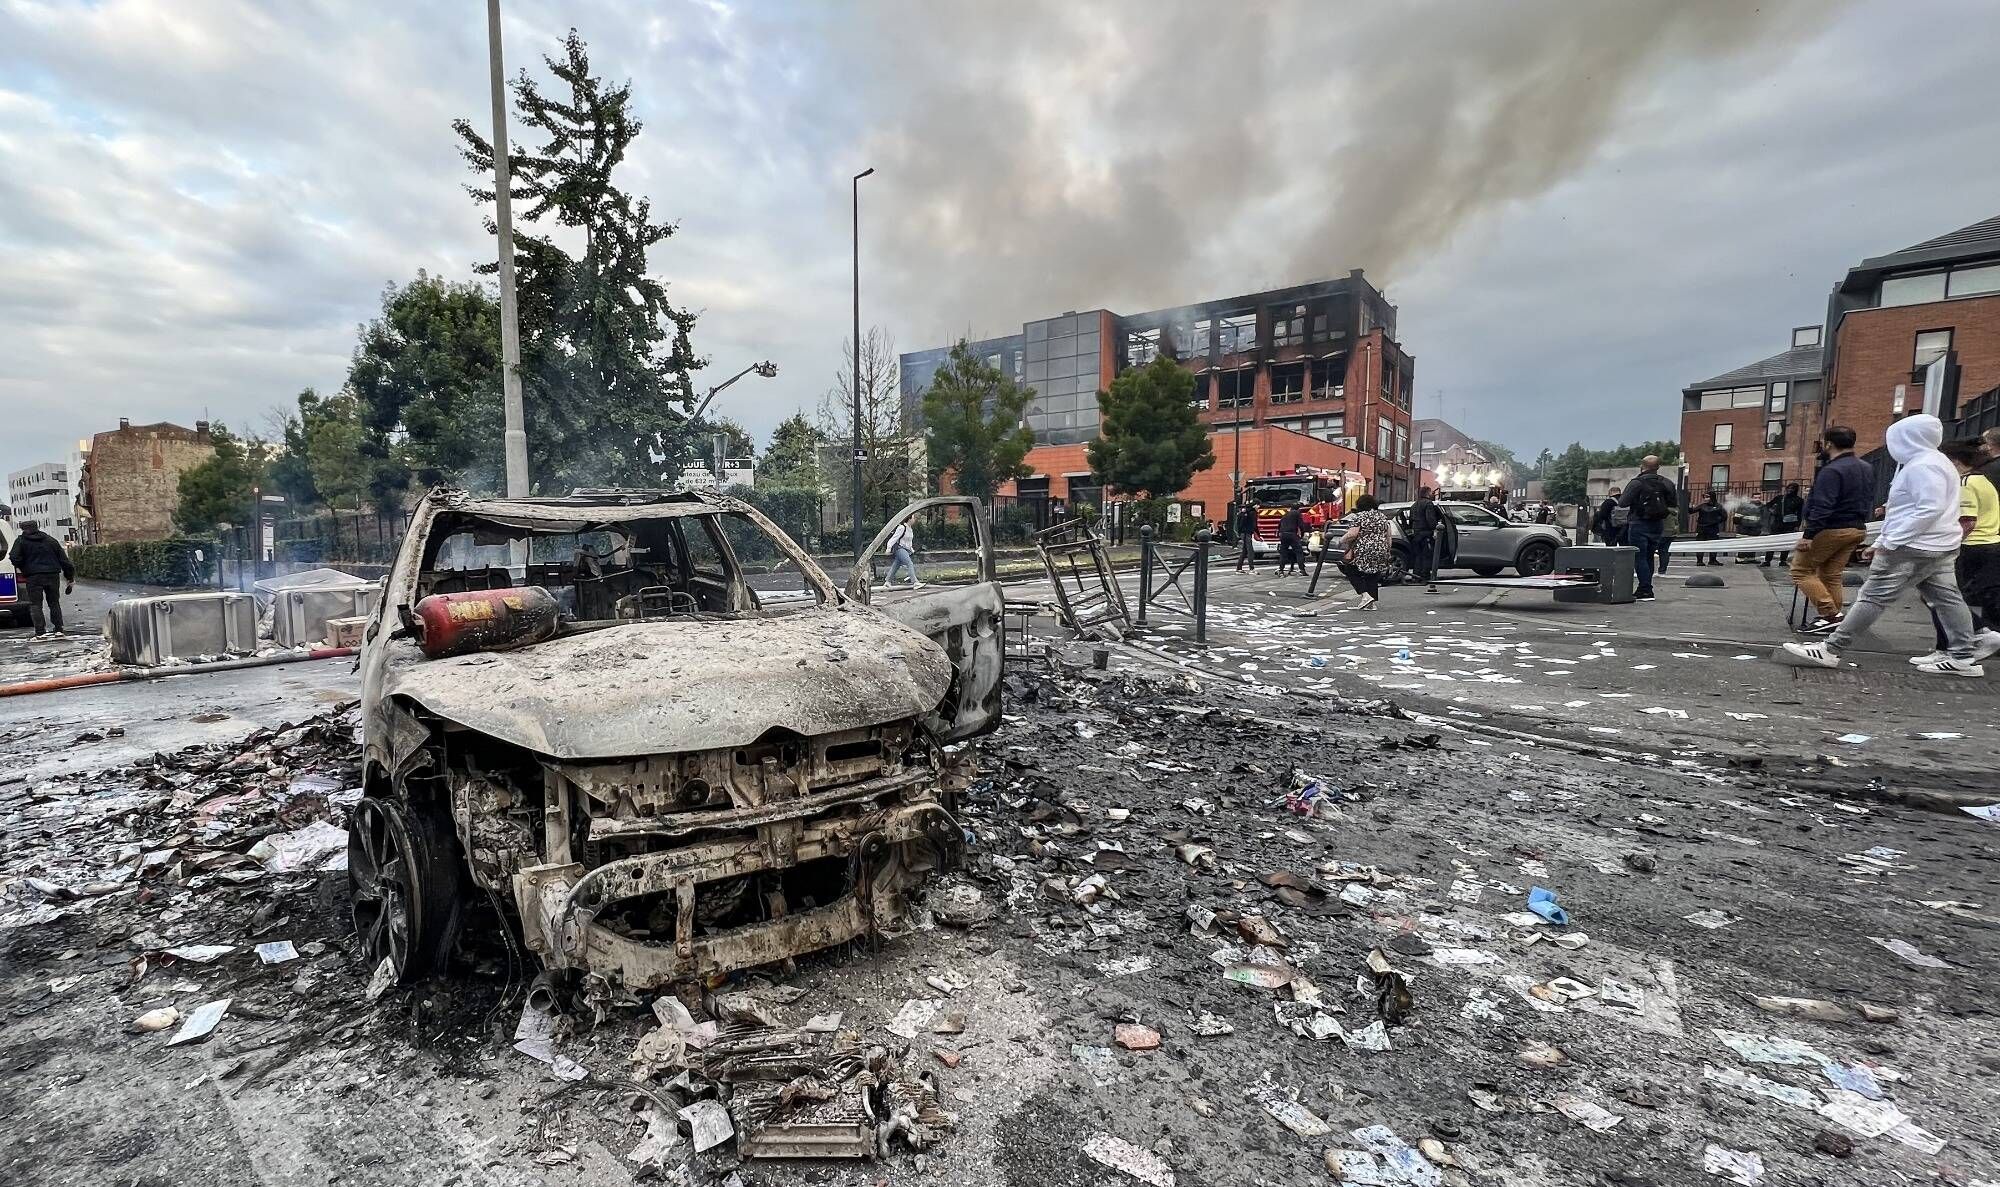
(1781, 414, 1981, 677)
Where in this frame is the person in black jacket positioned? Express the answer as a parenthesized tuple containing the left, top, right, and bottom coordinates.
(7, 520, 75, 636)
(1277, 506, 1306, 576)
(1233, 502, 1258, 572)
(1792, 426, 1873, 632)
(1409, 487, 1443, 592)
(1617, 459, 1676, 601)
(1592, 490, 1621, 546)
(1760, 483, 1804, 566)
(1692, 493, 1727, 566)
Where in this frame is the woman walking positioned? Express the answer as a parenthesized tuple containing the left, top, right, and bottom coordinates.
(1336, 494, 1395, 610)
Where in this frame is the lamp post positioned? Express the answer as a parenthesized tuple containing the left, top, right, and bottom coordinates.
(850, 166, 874, 557)
(487, 0, 527, 499)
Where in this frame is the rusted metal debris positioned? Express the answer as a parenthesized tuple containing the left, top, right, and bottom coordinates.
(1034, 517, 1130, 639)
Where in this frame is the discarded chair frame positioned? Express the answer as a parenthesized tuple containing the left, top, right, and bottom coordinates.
(1135, 525, 1210, 645)
(1002, 598, 1052, 664)
(1035, 518, 1131, 638)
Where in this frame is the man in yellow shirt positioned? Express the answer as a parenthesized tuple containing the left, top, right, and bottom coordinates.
(1926, 439, 2000, 662)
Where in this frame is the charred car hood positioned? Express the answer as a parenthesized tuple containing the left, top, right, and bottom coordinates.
(382, 606, 952, 759)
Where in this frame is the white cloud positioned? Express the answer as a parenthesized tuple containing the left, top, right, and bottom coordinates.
(3, 0, 1998, 488)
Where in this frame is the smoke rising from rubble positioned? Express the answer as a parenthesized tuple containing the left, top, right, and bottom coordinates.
(846, 0, 1835, 340)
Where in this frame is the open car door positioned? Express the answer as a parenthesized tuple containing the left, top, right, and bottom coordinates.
(845, 497, 1004, 743)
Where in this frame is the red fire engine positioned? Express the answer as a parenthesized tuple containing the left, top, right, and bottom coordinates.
(1242, 465, 1353, 556)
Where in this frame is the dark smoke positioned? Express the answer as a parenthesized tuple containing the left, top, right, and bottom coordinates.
(839, 0, 1836, 342)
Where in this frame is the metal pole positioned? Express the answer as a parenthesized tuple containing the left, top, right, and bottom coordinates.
(1137, 525, 1154, 626)
(488, 0, 528, 498)
(851, 167, 874, 557)
(1192, 527, 1210, 645)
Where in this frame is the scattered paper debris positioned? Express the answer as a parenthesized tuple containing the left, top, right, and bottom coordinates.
(1868, 936, 1951, 969)
(166, 998, 230, 1046)
(1082, 1132, 1175, 1187)
(1701, 1144, 1764, 1184)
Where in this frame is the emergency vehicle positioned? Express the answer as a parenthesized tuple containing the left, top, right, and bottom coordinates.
(0, 517, 26, 627)
(1241, 465, 1354, 557)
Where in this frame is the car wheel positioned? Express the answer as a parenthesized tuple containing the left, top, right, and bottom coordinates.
(1384, 545, 1412, 585)
(1516, 541, 1557, 577)
(1471, 565, 1503, 578)
(349, 795, 466, 984)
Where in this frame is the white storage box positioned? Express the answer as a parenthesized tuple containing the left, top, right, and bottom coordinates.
(272, 585, 379, 648)
(104, 593, 258, 666)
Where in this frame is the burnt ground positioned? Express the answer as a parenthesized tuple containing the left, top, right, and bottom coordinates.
(1, 647, 1998, 1187)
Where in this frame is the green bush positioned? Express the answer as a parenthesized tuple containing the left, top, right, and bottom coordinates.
(70, 536, 217, 586)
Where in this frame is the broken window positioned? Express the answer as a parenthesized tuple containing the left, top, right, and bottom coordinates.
(1218, 369, 1254, 409)
(1310, 312, 1330, 341)
(1270, 363, 1304, 404)
(1218, 313, 1257, 354)
(1189, 318, 1212, 354)
(1764, 419, 1786, 449)
(1188, 373, 1212, 409)
(1272, 305, 1305, 347)
(1127, 327, 1161, 367)
(1313, 359, 1345, 401)
(1914, 328, 1953, 368)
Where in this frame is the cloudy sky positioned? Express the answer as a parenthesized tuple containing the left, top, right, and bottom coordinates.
(4, 0, 1998, 486)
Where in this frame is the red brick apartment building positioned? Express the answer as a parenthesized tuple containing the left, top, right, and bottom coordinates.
(900, 270, 1419, 520)
(1682, 214, 2000, 500)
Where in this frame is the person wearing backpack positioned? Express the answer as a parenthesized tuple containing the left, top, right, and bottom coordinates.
(1618, 456, 1676, 601)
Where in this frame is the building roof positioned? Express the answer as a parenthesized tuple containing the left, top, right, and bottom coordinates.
(1687, 343, 1822, 391)
(1896, 212, 2000, 256)
(1839, 212, 2000, 293)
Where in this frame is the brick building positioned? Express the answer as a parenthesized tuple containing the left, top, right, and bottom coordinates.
(76, 418, 216, 544)
(1679, 212, 2000, 503)
(1680, 325, 1825, 498)
(1823, 213, 2000, 444)
(900, 271, 1418, 519)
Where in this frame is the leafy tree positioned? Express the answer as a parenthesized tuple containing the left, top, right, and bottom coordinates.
(266, 390, 322, 508)
(1542, 442, 1593, 505)
(817, 327, 917, 526)
(454, 29, 703, 492)
(1597, 440, 1681, 467)
(1532, 447, 1555, 477)
(173, 424, 271, 533)
(304, 392, 374, 509)
(347, 274, 504, 501)
(1087, 356, 1215, 500)
(760, 413, 824, 486)
(920, 341, 1035, 504)
(1473, 438, 1522, 478)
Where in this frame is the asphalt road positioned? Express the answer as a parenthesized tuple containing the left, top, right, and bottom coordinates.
(1, 566, 1995, 1186)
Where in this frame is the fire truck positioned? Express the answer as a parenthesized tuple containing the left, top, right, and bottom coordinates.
(1242, 465, 1353, 557)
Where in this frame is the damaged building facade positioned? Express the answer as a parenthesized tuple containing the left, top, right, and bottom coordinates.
(900, 271, 1420, 518)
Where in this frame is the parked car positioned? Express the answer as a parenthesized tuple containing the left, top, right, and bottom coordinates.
(1333, 500, 1565, 578)
(353, 487, 1002, 990)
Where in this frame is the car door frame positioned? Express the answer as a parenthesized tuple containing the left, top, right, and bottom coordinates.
(844, 497, 1004, 743)
(1441, 502, 1509, 567)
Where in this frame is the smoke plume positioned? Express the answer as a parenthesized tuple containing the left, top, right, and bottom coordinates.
(840, 0, 1836, 343)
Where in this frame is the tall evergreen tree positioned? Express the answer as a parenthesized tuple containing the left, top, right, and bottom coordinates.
(921, 341, 1035, 504)
(454, 30, 703, 491)
(760, 413, 825, 486)
(1087, 356, 1214, 500)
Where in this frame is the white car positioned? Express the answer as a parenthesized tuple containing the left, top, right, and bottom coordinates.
(0, 519, 29, 628)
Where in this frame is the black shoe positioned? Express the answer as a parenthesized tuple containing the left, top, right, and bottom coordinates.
(1635, 591, 1656, 601)
(1801, 616, 1843, 635)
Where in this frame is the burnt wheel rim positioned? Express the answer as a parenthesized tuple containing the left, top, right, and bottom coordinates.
(348, 798, 418, 978)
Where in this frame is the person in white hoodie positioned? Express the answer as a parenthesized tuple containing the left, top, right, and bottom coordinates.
(1781, 414, 1983, 676)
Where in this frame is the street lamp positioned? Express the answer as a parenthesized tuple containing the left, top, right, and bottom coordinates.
(688, 361, 778, 425)
(487, 0, 527, 498)
(851, 166, 874, 558)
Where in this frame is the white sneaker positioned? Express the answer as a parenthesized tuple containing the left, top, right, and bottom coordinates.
(1913, 655, 1984, 678)
(1907, 650, 1947, 666)
(1974, 630, 2000, 662)
(1359, 596, 1378, 611)
(1779, 641, 1839, 668)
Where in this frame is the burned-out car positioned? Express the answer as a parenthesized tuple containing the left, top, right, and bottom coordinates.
(351, 487, 1001, 990)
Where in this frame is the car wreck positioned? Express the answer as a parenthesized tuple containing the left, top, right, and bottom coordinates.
(352, 487, 1002, 993)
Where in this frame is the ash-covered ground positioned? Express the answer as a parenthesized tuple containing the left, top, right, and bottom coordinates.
(2, 651, 1995, 1187)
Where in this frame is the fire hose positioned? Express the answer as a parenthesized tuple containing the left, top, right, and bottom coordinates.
(0, 647, 356, 699)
